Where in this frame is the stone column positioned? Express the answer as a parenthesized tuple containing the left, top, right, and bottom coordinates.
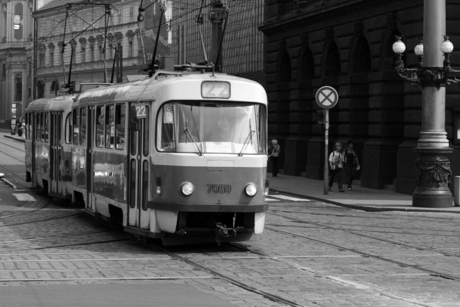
(412, 0, 452, 207)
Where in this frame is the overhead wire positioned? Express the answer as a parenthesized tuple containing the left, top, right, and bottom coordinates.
(31, 0, 254, 72)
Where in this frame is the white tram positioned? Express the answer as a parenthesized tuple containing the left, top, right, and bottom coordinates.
(25, 72, 268, 245)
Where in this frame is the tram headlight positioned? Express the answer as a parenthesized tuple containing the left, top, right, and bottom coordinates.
(181, 182, 194, 196)
(245, 183, 257, 197)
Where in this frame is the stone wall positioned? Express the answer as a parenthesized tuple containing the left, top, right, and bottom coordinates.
(260, 0, 460, 194)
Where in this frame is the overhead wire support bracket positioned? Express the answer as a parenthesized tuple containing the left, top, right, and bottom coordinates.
(137, 0, 158, 22)
(145, 1, 167, 77)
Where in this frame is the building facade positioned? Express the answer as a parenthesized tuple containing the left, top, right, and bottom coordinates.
(0, 0, 34, 127)
(30, 0, 171, 99)
(260, 0, 460, 194)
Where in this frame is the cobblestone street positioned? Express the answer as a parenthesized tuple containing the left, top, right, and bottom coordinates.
(1, 188, 460, 306)
(1, 134, 460, 307)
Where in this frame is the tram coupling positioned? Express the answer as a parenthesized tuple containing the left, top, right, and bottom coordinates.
(215, 222, 237, 246)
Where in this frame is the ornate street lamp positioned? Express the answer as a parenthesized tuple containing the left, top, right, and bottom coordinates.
(393, 36, 460, 88)
(392, 0, 458, 208)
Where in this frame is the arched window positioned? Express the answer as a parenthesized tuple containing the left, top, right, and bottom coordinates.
(38, 44, 46, 68)
(37, 80, 45, 99)
(2, 6, 7, 39)
(279, 53, 291, 83)
(299, 48, 314, 81)
(48, 43, 55, 67)
(352, 37, 371, 74)
(15, 74, 22, 101)
(50, 80, 59, 96)
(324, 42, 341, 78)
(88, 37, 95, 62)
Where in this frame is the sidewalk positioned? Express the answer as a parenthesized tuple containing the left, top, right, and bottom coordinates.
(268, 173, 460, 213)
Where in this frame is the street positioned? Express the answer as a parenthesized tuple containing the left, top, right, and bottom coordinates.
(0, 135, 460, 307)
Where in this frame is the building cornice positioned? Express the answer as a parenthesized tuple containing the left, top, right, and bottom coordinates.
(259, 0, 418, 34)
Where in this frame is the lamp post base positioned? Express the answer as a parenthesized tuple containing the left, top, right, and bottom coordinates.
(412, 148, 453, 208)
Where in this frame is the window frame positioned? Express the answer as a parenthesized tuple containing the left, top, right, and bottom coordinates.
(115, 104, 126, 150)
(65, 112, 72, 144)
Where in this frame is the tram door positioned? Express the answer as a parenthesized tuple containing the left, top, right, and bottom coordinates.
(31, 114, 36, 184)
(128, 103, 150, 229)
(49, 112, 62, 194)
(86, 107, 94, 210)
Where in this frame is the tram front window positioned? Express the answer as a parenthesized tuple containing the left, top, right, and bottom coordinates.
(157, 102, 266, 155)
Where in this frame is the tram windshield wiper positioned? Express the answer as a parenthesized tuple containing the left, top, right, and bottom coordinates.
(238, 121, 254, 157)
(184, 127, 202, 156)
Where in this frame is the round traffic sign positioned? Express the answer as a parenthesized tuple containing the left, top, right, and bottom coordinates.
(315, 86, 339, 109)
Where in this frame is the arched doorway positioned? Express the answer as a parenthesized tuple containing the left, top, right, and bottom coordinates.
(349, 36, 371, 139)
(272, 49, 292, 174)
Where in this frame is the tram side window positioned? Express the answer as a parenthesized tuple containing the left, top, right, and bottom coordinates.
(35, 113, 40, 141)
(26, 113, 31, 140)
(115, 104, 125, 150)
(157, 104, 175, 152)
(30, 113, 33, 140)
(65, 113, 72, 144)
(105, 105, 114, 149)
(24, 114, 28, 139)
(43, 113, 49, 143)
(73, 110, 80, 145)
(96, 106, 105, 148)
(143, 106, 149, 156)
(80, 108, 87, 146)
(39, 113, 44, 141)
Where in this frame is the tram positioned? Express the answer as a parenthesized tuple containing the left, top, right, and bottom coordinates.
(24, 71, 269, 245)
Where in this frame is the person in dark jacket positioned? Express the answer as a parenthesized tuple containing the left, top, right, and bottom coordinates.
(268, 139, 281, 177)
(343, 140, 360, 191)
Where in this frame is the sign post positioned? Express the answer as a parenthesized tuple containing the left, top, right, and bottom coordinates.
(315, 86, 339, 195)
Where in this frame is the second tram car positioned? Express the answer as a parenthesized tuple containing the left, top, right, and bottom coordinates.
(24, 71, 268, 245)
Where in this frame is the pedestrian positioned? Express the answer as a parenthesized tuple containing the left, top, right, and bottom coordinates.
(268, 139, 281, 177)
(328, 141, 344, 192)
(343, 140, 360, 191)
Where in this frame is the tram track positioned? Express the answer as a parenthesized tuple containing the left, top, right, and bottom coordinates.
(0, 238, 132, 254)
(0, 229, 112, 244)
(0, 136, 26, 152)
(0, 198, 53, 219)
(269, 210, 460, 258)
(143, 237, 437, 307)
(145, 241, 306, 307)
(0, 212, 81, 228)
(0, 199, 444, 306)
(263, 212, 460, 284)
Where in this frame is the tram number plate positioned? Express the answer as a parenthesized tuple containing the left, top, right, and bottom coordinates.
(134, 105, 147, 119)
(207, 184, 232, 194)
(201, 81, 230, 99)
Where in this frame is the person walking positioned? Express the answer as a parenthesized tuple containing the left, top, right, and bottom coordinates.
(328, 141, 344, 192)
(343, 140, 360, 191)
(268, 139, 281, 177)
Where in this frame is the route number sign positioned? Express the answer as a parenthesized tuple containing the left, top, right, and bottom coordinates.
(315, 86, 339, 109)
(314, 85, 339, 196)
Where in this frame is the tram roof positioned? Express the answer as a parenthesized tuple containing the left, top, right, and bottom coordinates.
(26, 95, 75, 112)
(74, 72, 268, 106)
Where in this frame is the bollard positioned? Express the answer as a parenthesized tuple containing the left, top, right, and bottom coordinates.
(455, 176, 460, 206)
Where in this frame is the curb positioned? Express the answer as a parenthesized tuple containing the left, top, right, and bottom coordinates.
(4, 135, 25, 143)
(270, 188, 460, 214)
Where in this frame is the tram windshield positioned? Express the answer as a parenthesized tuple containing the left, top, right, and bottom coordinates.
(157, 101, 267, 155)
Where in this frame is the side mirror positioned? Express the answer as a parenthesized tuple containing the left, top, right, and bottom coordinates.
(129, 106, 140, 131)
